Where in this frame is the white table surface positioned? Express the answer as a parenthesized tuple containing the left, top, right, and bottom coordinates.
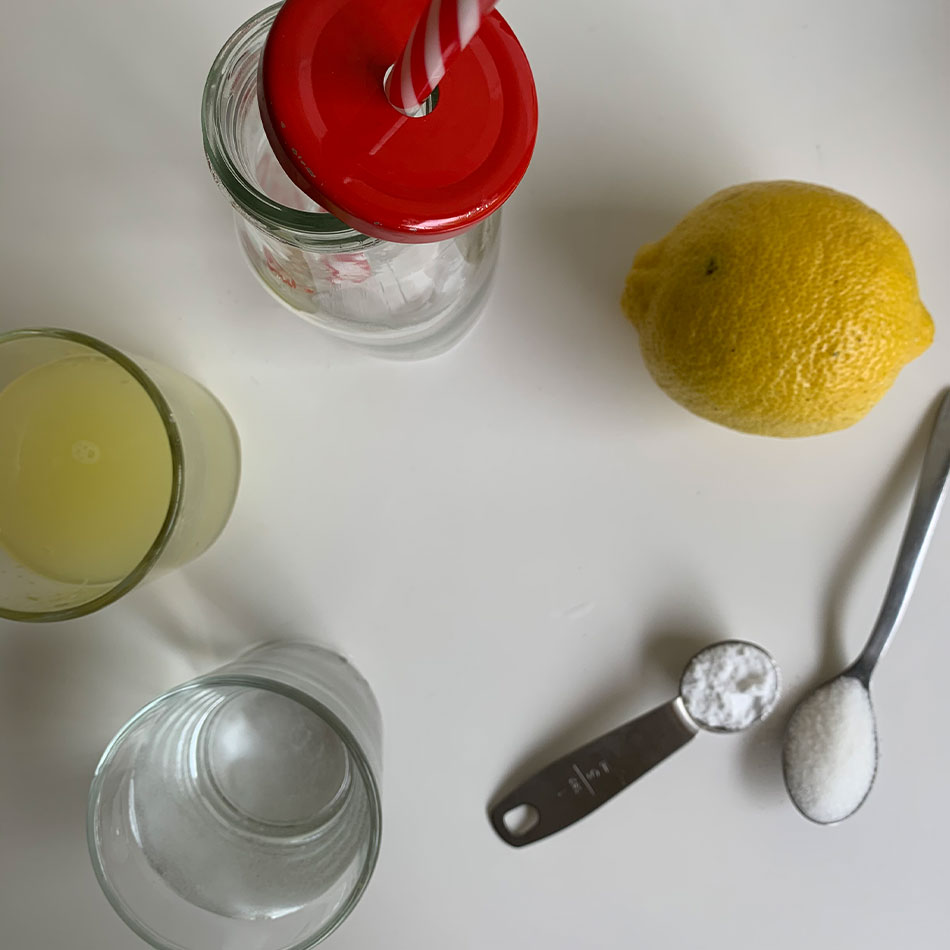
(2, 1, 949, 947)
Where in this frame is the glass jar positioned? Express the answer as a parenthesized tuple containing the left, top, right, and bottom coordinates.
(202, 4, 502, 360)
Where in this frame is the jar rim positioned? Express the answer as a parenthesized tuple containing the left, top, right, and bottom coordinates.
(201, 4, 378, 250)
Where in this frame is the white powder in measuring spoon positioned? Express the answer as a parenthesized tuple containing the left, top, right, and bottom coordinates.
(679, 641, 780, 731)
(782, 676, 877, 824)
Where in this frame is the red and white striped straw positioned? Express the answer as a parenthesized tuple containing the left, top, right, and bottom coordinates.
(384, 0, 498, 115)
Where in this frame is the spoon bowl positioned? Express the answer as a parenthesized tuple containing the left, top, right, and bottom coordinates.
(783, 673, 878, 825)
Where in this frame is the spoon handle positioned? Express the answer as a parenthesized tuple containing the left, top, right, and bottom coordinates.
(488, 698, 697, 847)
(852, 390, 950, 681)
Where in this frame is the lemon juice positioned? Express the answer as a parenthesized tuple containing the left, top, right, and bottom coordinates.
(0, 355, 173, 584)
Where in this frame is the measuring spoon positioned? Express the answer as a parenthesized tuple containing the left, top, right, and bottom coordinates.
(489, 639, 780, 847)
(783, 389, 950, 824)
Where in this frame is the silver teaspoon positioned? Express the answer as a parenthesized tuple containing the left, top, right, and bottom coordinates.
(783, 390, 950, 825)
(489, 640, 780, 847)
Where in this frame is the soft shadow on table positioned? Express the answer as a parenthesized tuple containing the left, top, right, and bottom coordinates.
(488, 607, 725, 804)
(817, 396, 943, 677)
(492, 201, 683, 420)
(131, 564, 330, 674)
(0, 569, 284, 791)
(0, 623, 169, 887)
(738, 394, 944, 800)
(0, 277, 145, 358)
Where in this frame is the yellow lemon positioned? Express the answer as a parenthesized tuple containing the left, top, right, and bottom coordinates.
(621, 181, 933, 437)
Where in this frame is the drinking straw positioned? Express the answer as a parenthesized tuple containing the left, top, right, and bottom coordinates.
(384, 0, 498, 115)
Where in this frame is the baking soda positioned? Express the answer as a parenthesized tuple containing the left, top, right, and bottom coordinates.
(680, 642, 780, 731)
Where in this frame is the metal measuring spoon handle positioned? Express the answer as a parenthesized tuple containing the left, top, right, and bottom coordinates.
(488, 699, 698, 847)
(849, 390, 950, 685)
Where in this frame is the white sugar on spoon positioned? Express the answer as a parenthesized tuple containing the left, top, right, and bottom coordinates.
(783, 391, 950, 825)
(784, 677, 877, 824)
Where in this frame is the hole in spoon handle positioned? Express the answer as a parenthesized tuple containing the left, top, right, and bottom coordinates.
(488, 699, 698, 847)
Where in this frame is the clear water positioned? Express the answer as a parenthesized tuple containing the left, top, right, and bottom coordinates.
(128, 685, 372, 920)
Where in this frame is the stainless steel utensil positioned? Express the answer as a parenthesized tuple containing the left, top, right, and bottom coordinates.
(489, 639, 779, 847)
(783, 390, 950, 824)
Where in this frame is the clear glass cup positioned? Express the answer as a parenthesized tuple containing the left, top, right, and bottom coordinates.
(88, 642, 383, 950)
(0, 328, 240, 622)
(201, 4, 501, 360)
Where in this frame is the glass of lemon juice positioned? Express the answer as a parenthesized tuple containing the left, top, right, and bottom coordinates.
(0, 328, 240, 621)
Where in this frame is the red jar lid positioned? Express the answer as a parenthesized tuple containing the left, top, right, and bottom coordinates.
(258, 0, 538, 243)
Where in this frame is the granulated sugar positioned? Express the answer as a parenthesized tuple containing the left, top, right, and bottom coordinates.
(680, 641, 780, 731)
(782, 676, 877, 824)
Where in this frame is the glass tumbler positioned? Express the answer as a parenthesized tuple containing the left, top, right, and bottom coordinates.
(201, 4, 502, 360)
(0, 328, 240, 622)
(88, 642, 383, 950)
